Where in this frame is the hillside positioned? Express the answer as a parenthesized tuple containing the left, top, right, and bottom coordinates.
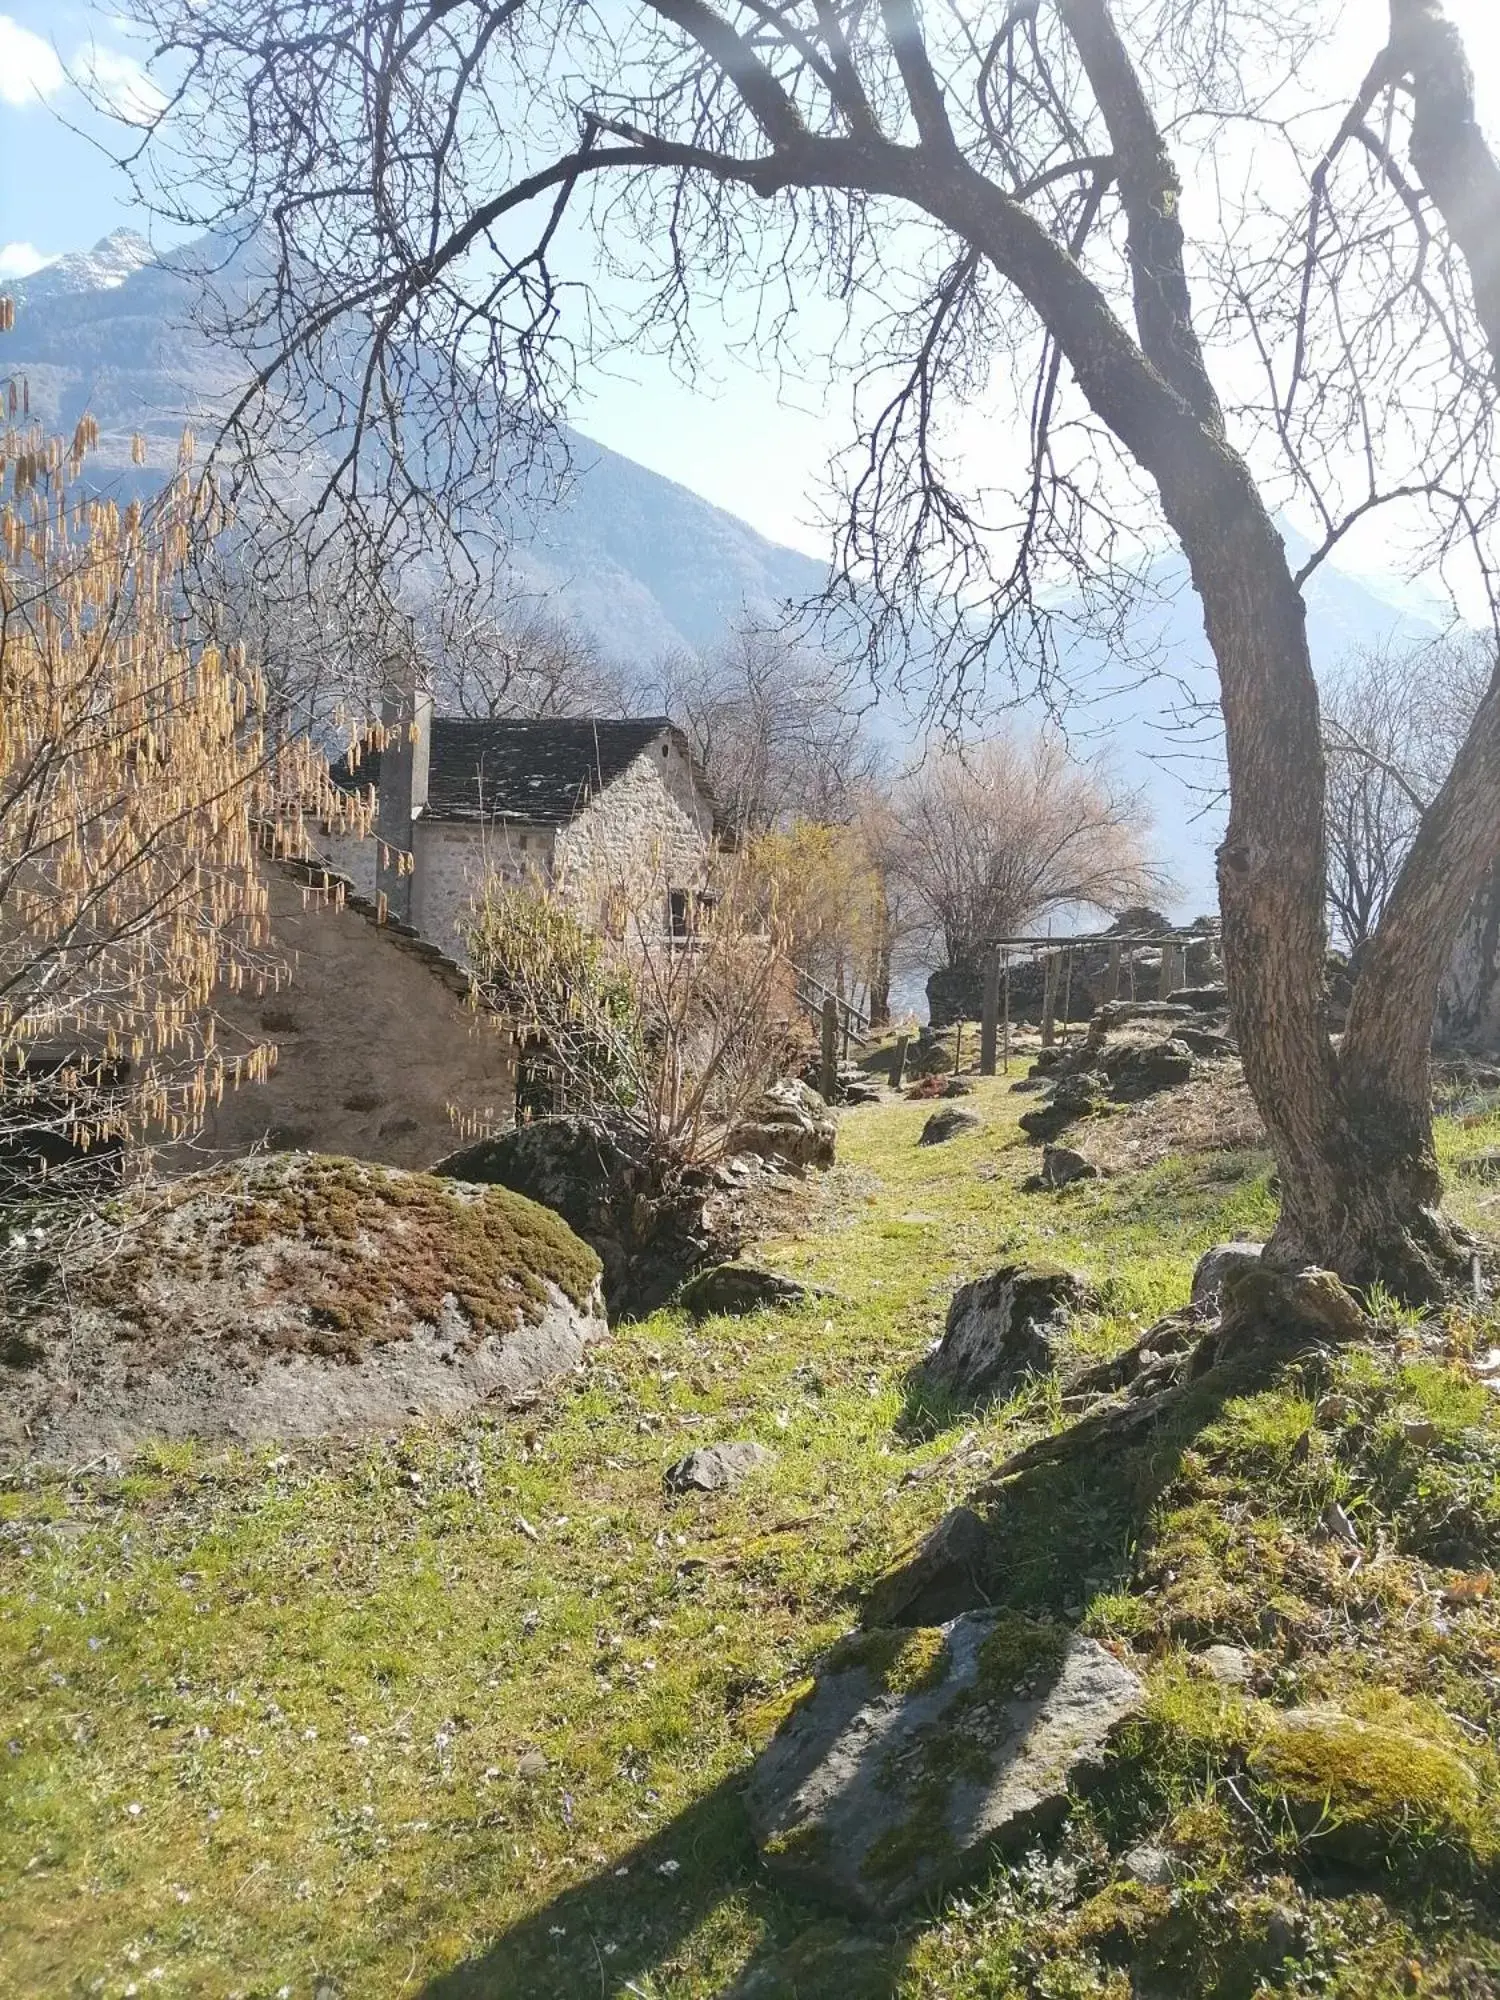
(4, 1044, 1500, 1997)
(3, 232, 1453, 914)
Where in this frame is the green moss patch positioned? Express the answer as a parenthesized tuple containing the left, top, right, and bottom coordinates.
(78, 1154, 601, 1360)
(828, 1624, 952, 1696)
(1249, 1697, 1495, 1867)
(975, 1611, 1067, 1697)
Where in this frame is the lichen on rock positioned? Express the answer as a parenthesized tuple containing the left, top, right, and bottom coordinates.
(746, 1611, 1145, 1914)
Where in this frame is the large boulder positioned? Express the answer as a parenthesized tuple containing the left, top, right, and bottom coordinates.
(435, 1116, 733, 1317)
(727, 1080, 837, 1172)
(928, 1263, 1089, 1401)
(3, 1153, 604, 1463)
(747, 1613, 1146, 1914)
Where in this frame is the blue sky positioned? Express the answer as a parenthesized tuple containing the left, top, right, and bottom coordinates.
(4, 1, 1500, 566)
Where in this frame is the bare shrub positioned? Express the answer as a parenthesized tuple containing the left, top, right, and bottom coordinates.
(464, 852, 806, 1169)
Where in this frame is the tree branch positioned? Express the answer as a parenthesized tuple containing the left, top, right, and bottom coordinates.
(1389, 0, 1500, 375)
(1054, 0, 1223, 430)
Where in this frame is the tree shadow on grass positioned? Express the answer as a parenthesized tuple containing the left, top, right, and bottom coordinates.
(416, 1772, 916, 2000)
(421, 1329, 1315, 2000)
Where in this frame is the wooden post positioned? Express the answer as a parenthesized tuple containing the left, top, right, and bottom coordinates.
(1041, 951, 1060, 1047)
(890, 1033, 910, 1091)
(1002, 953, 1011, 1073)
(1060, 947, 1075, 1044)
(953, 1022, 964, 1074)
(1105, 942, 1122, 1003)
(1157, 942, 1175, 1001)
(820, 995, 839, 1101)
(980, 951, 1000, 1075)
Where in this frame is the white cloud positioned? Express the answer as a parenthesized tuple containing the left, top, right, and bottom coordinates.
(74, 42, 168, 126)
(0, 242, 53, 279)
(0, 15, 65, 105)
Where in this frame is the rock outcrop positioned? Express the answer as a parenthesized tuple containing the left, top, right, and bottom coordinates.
(928, 1264, 1089, 1401)
(436, 1116, 735, 1317)
(746, 1614, 1146, 1913)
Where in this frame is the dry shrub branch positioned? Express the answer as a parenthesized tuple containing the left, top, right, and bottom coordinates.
(465, 847, 808, 1170)
(0, 376, 366, 1185)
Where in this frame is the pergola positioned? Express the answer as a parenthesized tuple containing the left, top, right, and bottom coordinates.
(976, 926, 1222, 1073)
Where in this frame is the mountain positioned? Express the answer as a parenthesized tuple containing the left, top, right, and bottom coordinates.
(4, 231, 1452, 918)
(2, 230, 826, 662)
(1039, 534, 1448, 915)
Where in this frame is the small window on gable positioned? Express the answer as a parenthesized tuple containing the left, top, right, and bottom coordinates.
(662, 742, 670, 758)
(669, 887, 690, 938)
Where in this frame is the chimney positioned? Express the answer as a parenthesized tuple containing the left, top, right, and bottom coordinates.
(375, 681, 432, 925)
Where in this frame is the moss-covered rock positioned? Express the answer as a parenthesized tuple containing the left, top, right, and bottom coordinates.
(746, 1612, 1145, 1914)
(8, 1153, 605, 1459)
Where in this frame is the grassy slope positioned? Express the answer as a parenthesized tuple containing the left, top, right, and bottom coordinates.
(3, 1073, 1499, 1999)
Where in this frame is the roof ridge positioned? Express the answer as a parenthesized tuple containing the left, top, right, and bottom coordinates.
(265, 846, 485, 1009)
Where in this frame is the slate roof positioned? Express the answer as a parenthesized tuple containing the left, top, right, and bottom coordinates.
(338, 716, 701, 826)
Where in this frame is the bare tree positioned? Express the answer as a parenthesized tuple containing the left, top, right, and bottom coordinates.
(889, 733, 1159, 974)
(108, 0, 1500, 1295)
(648, 619, 882, 837)
(1323, 638, 1492, 958)
(427, 600, 627, 721)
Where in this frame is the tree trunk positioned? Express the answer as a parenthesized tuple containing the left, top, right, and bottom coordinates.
(1170, 484, 1473, 1300)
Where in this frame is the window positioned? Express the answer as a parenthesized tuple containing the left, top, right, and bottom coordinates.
(669, 887, 690, 938)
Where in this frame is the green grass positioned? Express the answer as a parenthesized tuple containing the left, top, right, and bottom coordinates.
(2, 1077, 1498, 1998)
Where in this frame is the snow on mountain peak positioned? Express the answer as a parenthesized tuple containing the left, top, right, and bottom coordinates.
(27, 229, 156, 296)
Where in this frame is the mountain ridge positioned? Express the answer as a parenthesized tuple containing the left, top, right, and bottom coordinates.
(4, 230, 827, 663)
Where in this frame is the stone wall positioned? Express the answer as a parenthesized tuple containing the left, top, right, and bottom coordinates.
(410, 822, 555, 959)
(553, 734, 715, 930)
(312, 821, 555, 964)
(194, 862, 515, 1169)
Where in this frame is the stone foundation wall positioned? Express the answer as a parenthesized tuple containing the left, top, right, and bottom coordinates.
(194, 863, 516, 1170)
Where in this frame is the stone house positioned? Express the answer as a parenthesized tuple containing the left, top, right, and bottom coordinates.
(317, 704, 722, 960)
(192, 712, 723, 1170)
